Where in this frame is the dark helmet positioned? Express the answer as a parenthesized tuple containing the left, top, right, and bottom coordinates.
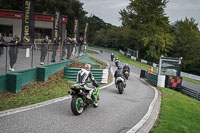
(117, 66, 122, 69)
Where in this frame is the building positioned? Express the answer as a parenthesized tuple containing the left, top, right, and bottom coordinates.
(0, 9, 67, 42)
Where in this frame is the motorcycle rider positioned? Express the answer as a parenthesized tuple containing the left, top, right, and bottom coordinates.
(123, 63, 130, 73)
(115, 57, 120, 66)
(77, 64, 98, 100)
(111, 53, 114, 61)
(114, 66, 125, 83)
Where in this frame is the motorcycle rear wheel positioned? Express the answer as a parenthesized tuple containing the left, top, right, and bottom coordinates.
(118, 82, 123, 94)
(71, 96, 84, 115)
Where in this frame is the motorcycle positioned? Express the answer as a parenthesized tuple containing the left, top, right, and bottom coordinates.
(123, 70, 130, 80)
(69, 82, 100, 115)
(115, 76, 126, 94)
(115, 60, 120, 67)
(111, 55, 114, 61)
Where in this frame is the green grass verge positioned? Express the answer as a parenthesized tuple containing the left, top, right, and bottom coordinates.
(152, 87, 200, 133)
(89, 56, 107, 66)
(0, 71, 72, 111)
(183, 76, 200, 85)
(87, 49, 99, 54)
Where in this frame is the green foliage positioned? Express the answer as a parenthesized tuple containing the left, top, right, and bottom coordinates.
(87, 15, 110, 43)
(120, 0, 174, 62)
(172, 18, 200, 71)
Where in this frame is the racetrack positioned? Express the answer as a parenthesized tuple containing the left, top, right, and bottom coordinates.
(0, 51, 155, 133)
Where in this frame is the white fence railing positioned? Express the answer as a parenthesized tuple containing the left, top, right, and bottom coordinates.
(181, 72, 200, 81)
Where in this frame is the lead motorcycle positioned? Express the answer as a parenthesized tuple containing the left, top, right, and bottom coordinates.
(69, 82, 100, 115)
(123, 70, 130, 80)
(115, 76, 126, 94)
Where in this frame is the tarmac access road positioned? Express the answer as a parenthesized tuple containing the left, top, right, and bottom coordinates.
(0, 51, 155, 133)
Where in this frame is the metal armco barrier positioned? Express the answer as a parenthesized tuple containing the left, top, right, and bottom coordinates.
(181, 86, 200, 100)
(147, 73, 158, 86)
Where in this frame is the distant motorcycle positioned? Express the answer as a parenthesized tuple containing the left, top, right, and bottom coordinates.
(111, 54, 114, 61)
(115, 59, 120, 67)
(69, 82, 99, 115)
(115, 76, 126, 94)
(123, 70, 130, 80)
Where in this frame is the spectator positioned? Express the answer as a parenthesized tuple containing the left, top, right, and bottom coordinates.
(148, 66, 153, 74)
(71, 38, 77, 56)
(0, 33, 8, 57)
(78, 37, 84, 55)
(9, 35, 22, 71)
(51, 36, 61, 62)
(62, 35, 72, 60)
(40, 35, 49, 65)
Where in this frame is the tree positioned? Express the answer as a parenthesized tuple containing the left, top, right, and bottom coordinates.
(120, 0, 174, 62)
(172, 18, 200, 72)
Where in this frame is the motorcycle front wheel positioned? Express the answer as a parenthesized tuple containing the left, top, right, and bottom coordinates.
(118, 82, 123, 94)
(71, 96, 84, 115)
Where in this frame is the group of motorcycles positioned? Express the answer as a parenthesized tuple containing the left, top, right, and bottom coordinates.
(111, 54, 129, 94)
(68, 51, 130, 115)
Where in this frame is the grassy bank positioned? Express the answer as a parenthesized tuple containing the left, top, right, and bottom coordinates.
(152, 87, 200, 133)
(183, 76, 200, 85)
(0, 70, 72, 111)
(87, 49, 99, 54)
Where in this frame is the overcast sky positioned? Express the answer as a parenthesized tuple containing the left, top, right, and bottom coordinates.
(79, 0, 200, 28)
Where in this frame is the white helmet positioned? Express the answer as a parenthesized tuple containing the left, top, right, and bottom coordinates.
(85, 64, 91, 70)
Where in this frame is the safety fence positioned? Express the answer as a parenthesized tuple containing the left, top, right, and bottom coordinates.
(147, 73, 158, 87)
(181, 86, 200, 100)
(146, 72, 200, 101)
(0, 43, 86, 75)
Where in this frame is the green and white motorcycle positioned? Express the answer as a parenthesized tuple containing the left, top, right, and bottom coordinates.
(69, 81, 100, 115)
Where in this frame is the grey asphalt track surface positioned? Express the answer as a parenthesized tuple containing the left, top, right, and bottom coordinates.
(0, 51, 155, 133)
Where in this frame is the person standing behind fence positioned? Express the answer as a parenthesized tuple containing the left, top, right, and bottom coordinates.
(9, 35, 22, 71)
(40, 35, 49, 65)
(62, 36, 71, 60)
(0, 33, 8, 58)
(78, 37, 84, 55)
(51, 36, 61, 62)
(71, 38, 77, 56)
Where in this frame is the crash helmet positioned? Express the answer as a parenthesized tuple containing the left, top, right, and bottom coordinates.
(85, 64, 91, 71)
(125, 63, 128, 66)
(117, 66, 122, 69)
